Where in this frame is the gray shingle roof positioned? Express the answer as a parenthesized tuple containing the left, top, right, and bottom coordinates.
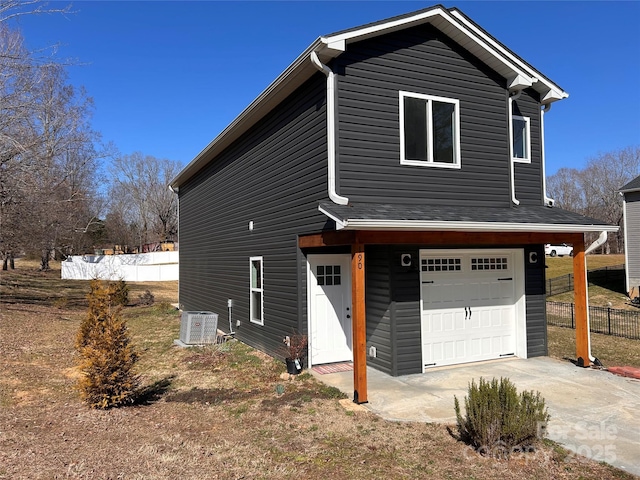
(621, 175, 640, 193)
(318, 202, 617, 232)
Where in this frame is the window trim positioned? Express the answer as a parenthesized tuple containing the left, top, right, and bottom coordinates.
(399, 91, 461, 169)
(249, 256, 264, 325)
(511, 114, 531, 164)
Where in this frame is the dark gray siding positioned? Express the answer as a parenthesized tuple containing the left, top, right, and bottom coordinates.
(178, 74, 328, 358)
(525, 245, 547, 357)
(365, 246, 393, 374)
(626, 192, 640, 287)
(389, 246, 422, 375)
(513, 89, 543, 205)
(333, 24, 537, 207)
(365, 245, 423, 377)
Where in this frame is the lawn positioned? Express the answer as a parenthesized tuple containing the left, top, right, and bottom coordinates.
(0, 259, 635, 479)
(545, 254, 637, 310)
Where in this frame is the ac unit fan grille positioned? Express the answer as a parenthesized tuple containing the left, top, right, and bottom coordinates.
(179, 311, 219, 345)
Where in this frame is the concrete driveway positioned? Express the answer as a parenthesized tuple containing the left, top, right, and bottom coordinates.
(312, 357, 640, 477)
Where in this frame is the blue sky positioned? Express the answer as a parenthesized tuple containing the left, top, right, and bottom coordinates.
(12, 1, 640, 175)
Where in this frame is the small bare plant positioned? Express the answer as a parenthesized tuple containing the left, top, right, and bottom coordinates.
(280, 331, 308, 360)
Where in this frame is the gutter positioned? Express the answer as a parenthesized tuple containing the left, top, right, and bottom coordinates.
(310, 51, 349, 205)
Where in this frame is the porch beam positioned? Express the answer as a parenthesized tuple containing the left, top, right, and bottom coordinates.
(299, 230, 584, 249)
(351, 241, 367, 404)
(298, 231, 355, 248)
(354, 230, 584, 246)
(572, 236, 590, 367)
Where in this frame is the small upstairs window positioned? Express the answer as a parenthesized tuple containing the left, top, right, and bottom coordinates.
(512, 115, 530, 163)
(400, 91, 461, 168)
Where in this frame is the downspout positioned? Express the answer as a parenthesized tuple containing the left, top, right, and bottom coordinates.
(310, 51, 349, 206)
(508, 90, 521, 205)
(540, 104, 555, 206)
(584, 230, 609, 365)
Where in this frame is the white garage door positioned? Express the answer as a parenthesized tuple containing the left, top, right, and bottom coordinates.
(420, 249, 521, 370)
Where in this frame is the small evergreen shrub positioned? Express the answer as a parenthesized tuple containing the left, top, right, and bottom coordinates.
(454, 377, 549, 457)
(110, 279, 129, 306)
(76, 280, 139, 409)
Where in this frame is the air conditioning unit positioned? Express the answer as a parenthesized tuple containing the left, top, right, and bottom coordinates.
(179, 311, 219, 345)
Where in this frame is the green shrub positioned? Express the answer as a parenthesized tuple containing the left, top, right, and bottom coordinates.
(110, 279, 129, 306)
(76, 280, 139, 409)
(454, 377, 549, 457)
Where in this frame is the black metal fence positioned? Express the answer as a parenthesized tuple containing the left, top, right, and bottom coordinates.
(545, 264, 625, 296)
(546, 301, 640, 340)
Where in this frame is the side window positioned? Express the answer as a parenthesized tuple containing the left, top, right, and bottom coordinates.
(512, 115, 530, 163)
(400, 91, 461, 168)
(250, 257, 263, 325)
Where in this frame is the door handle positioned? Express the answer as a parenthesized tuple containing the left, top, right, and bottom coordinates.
(346, 315, 351, 319)
(464, 307, 468, 319)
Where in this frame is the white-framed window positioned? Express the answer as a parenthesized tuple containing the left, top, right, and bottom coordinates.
(512, 115, 530, 163)
(399, 91, 461, 168)
(250, 256, 263, 325)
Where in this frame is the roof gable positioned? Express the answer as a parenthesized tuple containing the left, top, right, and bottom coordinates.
(171, 5, 568, 189)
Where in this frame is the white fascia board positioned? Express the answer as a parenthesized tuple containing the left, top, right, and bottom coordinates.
(330, 218, 619, 233)
(322, 8, 444, 44)
(448, 9, 568, 101)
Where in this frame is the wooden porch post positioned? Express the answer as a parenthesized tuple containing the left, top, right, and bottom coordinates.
(351, 242, 368, 404)
(573, 236, 590, 367)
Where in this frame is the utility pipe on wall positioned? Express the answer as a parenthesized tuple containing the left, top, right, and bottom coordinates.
(508, 90, 521, 205)
(310, 51, 349, 206)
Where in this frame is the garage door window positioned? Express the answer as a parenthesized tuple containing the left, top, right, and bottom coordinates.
(421, 258, 461, 272)
(471, 257, 508, 271)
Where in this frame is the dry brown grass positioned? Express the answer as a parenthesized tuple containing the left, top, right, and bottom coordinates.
(548, 325, 640, 369)
(0, 261, 635, 479)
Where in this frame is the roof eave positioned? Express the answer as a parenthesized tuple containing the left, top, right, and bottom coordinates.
(335, 220, 618, 233)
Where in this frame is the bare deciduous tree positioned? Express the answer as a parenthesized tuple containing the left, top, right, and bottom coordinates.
(0, 15, 102, 270)
(110, 153, 181, 251)
(547, 146, 640, 253)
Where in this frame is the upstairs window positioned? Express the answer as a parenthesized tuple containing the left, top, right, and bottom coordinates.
(250, 256, 263, 325)
(512, 115, 530, 163)
(400, 91, 461, 168)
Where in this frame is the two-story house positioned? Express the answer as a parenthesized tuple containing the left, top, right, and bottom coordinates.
(170, 6, 617, 403)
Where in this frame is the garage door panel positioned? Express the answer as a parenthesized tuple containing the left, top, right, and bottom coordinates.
(420, 249, 519, 370)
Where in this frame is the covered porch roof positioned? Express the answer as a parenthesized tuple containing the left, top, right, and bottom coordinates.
(318, 202, 618, 234)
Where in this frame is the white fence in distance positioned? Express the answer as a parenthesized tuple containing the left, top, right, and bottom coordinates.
(61, 251, 178, 282)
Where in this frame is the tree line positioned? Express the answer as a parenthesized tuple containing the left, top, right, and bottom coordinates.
(547, 146, 640, 253)
(0, 3, 180, 270)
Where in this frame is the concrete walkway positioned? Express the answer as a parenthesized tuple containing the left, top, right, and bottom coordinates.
(311, 357, 640, 477)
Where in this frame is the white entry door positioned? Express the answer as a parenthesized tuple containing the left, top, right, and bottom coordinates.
(420, 249, 521, 370)
(307, 254, 352, 365)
